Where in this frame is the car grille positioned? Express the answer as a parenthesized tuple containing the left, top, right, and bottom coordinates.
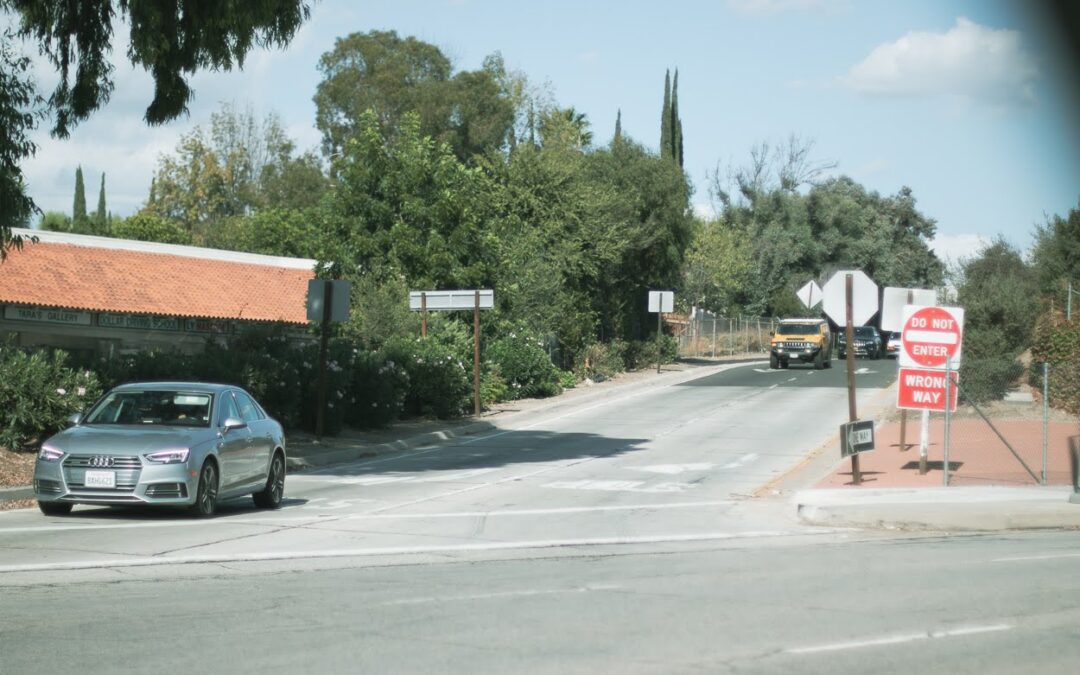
(63, 454, 141, 493)
(145, 483, 187, 499)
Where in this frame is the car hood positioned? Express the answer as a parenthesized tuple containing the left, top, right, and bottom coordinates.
(43, 425, 214, 456)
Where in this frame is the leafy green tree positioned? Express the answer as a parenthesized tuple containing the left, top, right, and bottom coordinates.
(111, 212, 192, 245)
(206, 209, 324, 259)
(72, 165, 87, 228)
(314, 31, 517, 162)
(0, 0, 312, 256)
(683, 218, 753, 314)
(613, 109, 623, 145)
(1031, 200, 1080, 296)
(1, 29, 42, 257)
(955, 238, 1039, 357)
(38, 210, 70, 232)
(323, 110, 500, 292)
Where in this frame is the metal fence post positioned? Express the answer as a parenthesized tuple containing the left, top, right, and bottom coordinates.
(943, 358, 952, 487)
(1043, 362, 1049, 485)
(711, 318, 717, 358)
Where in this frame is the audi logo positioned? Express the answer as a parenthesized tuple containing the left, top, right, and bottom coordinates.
(88, 455, 115, 468)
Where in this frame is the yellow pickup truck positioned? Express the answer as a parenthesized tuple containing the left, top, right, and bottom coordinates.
(769, 318, 832, 370)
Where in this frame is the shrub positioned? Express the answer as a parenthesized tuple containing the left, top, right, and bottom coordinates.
(485, 331, 562, 400)
(958, 358, 1025, 404)
(0, 343, 103, 450)
(576, 342, 625, 382)
(383, 337, 472, 418)
(622, 337, 678, 370)
(1030, 309, 1080, 414)
(480, 364, 509, 407)
(558, 370, 577, 389)
(348, 348, 410, 428)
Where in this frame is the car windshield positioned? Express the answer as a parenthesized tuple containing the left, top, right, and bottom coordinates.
(777, 323, 820, 335)
(84, 390, 213, 427)
(854, 327, 877, 338)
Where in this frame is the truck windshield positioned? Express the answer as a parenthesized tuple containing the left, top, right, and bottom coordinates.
(777, 324, 819, 335)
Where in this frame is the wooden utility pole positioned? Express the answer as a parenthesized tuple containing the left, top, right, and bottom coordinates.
(845, 273, 861, 485)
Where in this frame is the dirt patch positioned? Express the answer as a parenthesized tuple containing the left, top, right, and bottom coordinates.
(0, 448, 35, 489)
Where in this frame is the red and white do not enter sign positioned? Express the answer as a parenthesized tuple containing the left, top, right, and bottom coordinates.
(900, 305, 965, 369)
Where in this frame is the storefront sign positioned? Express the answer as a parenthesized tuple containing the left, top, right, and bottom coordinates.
(185, 318, 232, 334)
(3, 305, 91, 326)
(99, 313, 181, 332)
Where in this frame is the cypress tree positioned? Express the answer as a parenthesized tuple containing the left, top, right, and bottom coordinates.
(671, 70, 683, 168)
(660, 70, 672, 161)
(614, 109, 623, 145)
(73, 166, 87, 228)
(95, 173, 107, 230)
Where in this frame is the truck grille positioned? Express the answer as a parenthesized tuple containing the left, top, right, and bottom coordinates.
(780, 341, 814, 349)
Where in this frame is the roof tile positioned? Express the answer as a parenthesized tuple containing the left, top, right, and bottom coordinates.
(0, 241, 314, 324)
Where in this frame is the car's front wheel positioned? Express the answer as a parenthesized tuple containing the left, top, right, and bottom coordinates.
(38, 501, 72, 516)
(192, 460, 218, 517)
(253, 452, 285, 509)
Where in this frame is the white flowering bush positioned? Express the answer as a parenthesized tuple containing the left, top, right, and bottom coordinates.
(383, 336, 471, 418)
(485, 331, 561, 400)
(0, 341, 103, 450)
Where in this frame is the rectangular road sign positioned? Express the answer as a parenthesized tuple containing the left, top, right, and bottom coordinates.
(897, 367, 959, 412)
(881, 287, 936, 332)
(307, 279, 352, 322)
(648, 290, 674, 313)
(840, 419, 875, 458)
(409, 290, 494, 311)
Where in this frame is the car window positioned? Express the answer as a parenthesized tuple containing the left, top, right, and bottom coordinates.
(233, 391, 264, 423)
(219, 392, 241, 425)
(84, 390, 212, 427)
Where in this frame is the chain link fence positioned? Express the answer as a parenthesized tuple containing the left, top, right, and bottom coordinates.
(674, 314, 778, 359)
(933, 358, 1077, 486)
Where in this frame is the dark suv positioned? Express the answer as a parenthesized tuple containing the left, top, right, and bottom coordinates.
(837, 325, 882, 359)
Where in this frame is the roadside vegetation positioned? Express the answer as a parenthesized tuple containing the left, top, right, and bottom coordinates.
(2, 20, 1077, 448)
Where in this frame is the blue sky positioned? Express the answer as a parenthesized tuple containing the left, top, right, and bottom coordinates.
(13, 0, 1080, 264)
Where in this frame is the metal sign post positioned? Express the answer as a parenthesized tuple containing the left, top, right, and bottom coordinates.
(648, 291, 674, 375)
(307, 278, 352, 441)
(943, 358, 953, 486)
(409, 289, 494, 418)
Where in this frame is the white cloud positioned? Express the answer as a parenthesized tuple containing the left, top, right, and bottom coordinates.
(840, 17, 1039, 106)
(727, 0, 827, 14)
(929, 233, 990, 265)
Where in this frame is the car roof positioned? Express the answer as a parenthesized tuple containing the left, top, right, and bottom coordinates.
(779, 318, 825, 323)
(111, 382, 239, 394)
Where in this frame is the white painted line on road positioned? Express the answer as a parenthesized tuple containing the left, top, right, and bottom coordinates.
(0, 501, 740, 535)
(380, 584, 622, 607)
(722, 453, 758, 470)
(631, 463, 715, 475)
(785, 623, 1012, 655)
(787, 377, 797, 382)
(992, 552, 1080, 563)
(0, 529, 842, 574)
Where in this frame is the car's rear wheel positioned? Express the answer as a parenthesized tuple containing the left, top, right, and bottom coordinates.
(38, 501, 72, 516)
(253, 452, 285, 509)
(192, 461, 218, 517)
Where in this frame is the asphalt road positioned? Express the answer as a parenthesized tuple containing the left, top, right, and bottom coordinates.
(6, 358, 1075, 672)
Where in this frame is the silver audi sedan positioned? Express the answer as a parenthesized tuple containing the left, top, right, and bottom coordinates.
(34, 382, 287, 517)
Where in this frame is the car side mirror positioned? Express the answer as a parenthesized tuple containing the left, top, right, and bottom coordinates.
(222, 417, 247, 433)
(768, 331, 774, 337)
(66, 412, 83, 427)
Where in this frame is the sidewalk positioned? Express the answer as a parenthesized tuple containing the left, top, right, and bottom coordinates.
(793, 413, 1080, 531)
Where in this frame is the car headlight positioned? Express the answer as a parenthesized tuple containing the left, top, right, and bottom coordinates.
(38, 445, 64, 462)
(143, 449, 190, 464)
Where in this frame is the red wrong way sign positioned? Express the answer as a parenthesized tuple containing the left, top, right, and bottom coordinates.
(897, 367, 959, 412)
(900, 305, 965, 369)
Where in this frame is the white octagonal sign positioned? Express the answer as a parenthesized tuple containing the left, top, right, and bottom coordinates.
(822, 270, 879, 326)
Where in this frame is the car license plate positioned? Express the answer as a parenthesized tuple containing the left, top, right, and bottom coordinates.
(84, 470, 116, 488)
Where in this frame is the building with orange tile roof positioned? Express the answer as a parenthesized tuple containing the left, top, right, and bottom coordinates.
(0, 229, 316, 357)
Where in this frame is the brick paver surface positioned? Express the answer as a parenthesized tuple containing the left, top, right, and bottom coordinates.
(818, 419, 1079, 488)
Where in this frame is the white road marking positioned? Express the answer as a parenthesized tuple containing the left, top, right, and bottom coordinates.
(787, 377, 797, 382)
(545, 480, 647, 492)
(380, 584, 622, 607)
(0, 530, 840, 574)
(631, 463, 715, 475)
(992, 552, 1080, 563)
(0, 500, 740, 535)
(292, 468, 500, 486)
(722, 453, 758, 470)
(785, 623, 1012, 655)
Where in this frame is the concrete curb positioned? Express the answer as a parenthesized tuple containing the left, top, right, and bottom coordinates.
(795, 486, 1080, 531)
(0, 486, 34, 502)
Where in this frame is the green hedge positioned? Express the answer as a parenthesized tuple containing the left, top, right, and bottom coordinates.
(0, 342, 103, 450)
(1030, 310, 1080, 414)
